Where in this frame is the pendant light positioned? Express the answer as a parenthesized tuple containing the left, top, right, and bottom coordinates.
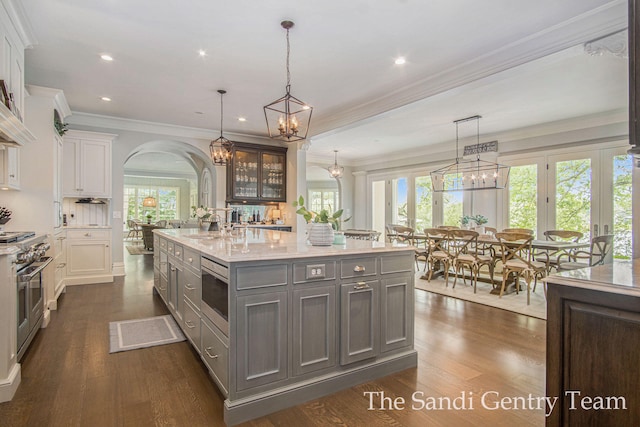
(209, 89, 233, 166)
(327, 150, 344, 178)
(142, 196, 157, 207)
(264, 20, 313, 142)
(430, 115, 510, 192)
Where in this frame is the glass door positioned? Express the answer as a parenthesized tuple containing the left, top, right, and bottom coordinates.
(414, 175, 433, 233)
(601, 147, 633, 260)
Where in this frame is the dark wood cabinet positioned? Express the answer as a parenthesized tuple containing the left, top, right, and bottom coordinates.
(546, 279, 640, 426)
(226, 142, 287, 204)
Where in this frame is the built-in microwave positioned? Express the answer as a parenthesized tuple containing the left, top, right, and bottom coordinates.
(201, 256, 229, 336)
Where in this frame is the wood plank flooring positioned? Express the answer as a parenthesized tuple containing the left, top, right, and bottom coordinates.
(0, 250, 546, 426)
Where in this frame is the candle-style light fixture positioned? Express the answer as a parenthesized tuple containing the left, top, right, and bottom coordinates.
(430, 115, 510, 192)
(264, 20, 313, 142)
(210, 89, 233, 165)
(327, 150, 344, 178)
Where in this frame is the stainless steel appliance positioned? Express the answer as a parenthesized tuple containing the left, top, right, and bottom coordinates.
(12, 235, 51, 360)
(201, 256, 229, 336)
(0, 231, 35, 243)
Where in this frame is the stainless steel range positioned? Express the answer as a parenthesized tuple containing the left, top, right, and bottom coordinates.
(9, 233, 51, 360)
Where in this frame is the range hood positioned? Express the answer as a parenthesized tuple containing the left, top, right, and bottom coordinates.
(75, 198, 106, 204)
(0, 102, 36, 147)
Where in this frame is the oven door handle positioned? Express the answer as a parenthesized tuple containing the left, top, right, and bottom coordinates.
(18, 257, 53, 282)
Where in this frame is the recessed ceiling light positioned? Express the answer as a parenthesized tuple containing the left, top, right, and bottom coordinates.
(394, 57, 406, 65)
(238, 117, 247, 122)
(101, 96, 111, 102)
(302, 105, 311, 110)
(198, 49, 206, 57)
(100, 54, 113, 61)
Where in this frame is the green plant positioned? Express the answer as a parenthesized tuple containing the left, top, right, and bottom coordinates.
(54, 118, 68, 136)
(473, 214, 488, 226)
(460, 215, 472, 226)
(293, 195, 350, 230)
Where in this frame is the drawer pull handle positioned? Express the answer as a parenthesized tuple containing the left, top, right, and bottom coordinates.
(185, 283, 196, 290)
(204, 347, 219, 359)
(84, 233, 91, 237)
(185, 320, 195, 329)
(354, 282, 369, 290)
(353, 265, 365, 272)
(170, 267, 176, 272)
(188, 257, 193, 263)
(175, 251, 181, 256)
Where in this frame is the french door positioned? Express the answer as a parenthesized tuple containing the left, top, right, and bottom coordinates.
(370, 173, 438, 238)
(503, 143, 632, 259)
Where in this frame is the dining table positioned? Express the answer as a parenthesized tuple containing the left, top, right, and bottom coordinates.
(412, 234, 591, 293)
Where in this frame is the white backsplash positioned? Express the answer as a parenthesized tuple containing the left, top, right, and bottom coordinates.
(63, 198, 110, 226)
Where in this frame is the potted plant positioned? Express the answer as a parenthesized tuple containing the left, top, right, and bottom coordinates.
(146, 214, 153, 224)
(192, 205, 214, 231)
(293, 196, 349, 246)
(472, 214, 489, 233)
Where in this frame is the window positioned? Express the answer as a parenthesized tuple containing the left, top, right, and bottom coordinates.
(124, 185, 180, 223)
(442, 191, 463, 227)
(507, 164, 538, 231)
(308, 190, 339, 213)
(415, 175, 433, 230)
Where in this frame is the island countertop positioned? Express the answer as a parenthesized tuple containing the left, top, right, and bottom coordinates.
(544, 259, 640, 297)
(154, 228, 412, 263)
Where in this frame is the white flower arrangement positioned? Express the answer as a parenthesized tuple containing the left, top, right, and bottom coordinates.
(192, 205, 213, 220)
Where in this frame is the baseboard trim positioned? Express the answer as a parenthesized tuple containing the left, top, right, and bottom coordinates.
(112, 262, 125, 277)
(64, 275, 113, 286)
(224, 350, 418, 426)
(0, 363, 21, 403)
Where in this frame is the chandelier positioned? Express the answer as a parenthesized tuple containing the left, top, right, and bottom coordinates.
(327, 150, 344, 178)
(264, 20, 313, 142)
(430, 115, 510, 192)
(209, 89, 233, 166)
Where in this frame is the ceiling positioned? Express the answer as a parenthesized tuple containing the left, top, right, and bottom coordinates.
(22, 0, 628, 169)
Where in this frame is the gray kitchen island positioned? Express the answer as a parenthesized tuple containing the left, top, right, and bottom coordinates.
(152, 227, 417, 426)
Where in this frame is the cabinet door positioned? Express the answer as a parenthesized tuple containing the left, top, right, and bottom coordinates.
(260, 151, 286, 201)
(340, 279, 380, 365)
(6, 146, 18, 187)
(236, 291, 288, 391)
(292, 285, 337, 376)
(380, 274, 413, 353)
(66, 240, 110, 276)
(168, 260, 180, 316)
(230, 148, 259, 200)
(62, 138, 80, 196)
(80, 139, 111, 197)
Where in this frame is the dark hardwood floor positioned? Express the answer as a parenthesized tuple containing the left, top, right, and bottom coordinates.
(0, 248, 546, 426)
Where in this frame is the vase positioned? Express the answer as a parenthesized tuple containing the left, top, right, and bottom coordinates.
(199, 220, 211, 232)
(333, 231, 346, 245)
(308, 223, 334, 246)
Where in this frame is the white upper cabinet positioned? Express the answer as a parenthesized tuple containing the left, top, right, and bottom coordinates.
(0, 0, 36, 146)
(63, 130, 115, 198)
(0, 145, 19, 189)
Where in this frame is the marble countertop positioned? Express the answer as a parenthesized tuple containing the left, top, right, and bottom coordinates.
(545, 259, 640, 297)
(154, 228, 412, 263)
(63, 225, 112, 229)
(0, 233, 49, 256)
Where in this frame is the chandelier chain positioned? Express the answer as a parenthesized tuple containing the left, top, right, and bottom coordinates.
(219, 91, 224, 137)
(286, 27, 291, 90)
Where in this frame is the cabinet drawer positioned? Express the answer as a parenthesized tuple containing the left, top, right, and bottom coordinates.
(172, 244, 184, 260)
(183, 247, 201, 271)
(236, 263, 288, 290)
(340, 257, 377, 279)
(293, 260, 336, 284)
(159, 238, 167, 250)
(183, 267, 202, 309)
(183, 301, 201, 352)
(380, 253, 413, 274)
(66, 229, 111, 240)
(167, 241, 175, 256)
(201, 318, 229, 395)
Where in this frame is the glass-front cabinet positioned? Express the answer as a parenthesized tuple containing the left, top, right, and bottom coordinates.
(227, 142, 287, 204)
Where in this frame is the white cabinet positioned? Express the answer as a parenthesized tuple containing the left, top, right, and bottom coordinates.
(65, 228, 112, 285)
(51, 232, 66, 309)
(63, 130, 115, 198)
(0, 145, 19, 189)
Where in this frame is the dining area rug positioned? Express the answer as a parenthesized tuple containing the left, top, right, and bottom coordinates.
(126, 245, 154, 255)
(415, 271, 547, 320)
(109, 315, 185, 353)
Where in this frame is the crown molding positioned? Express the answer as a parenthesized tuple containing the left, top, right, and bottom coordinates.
(67, 111, 274, 144)
(26, 85, 72, 118)
(311, 0, 627, 137)
(2, 0, 37, 48)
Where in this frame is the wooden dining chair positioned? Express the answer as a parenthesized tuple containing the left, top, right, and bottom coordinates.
(423, 228, 454, 285)
(495, 232, 549, 305)
(502, 228, 534, 235)
(556, 234, 614, 271)
(450, 229, 494, 293)
(542, 229, 584, 271)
